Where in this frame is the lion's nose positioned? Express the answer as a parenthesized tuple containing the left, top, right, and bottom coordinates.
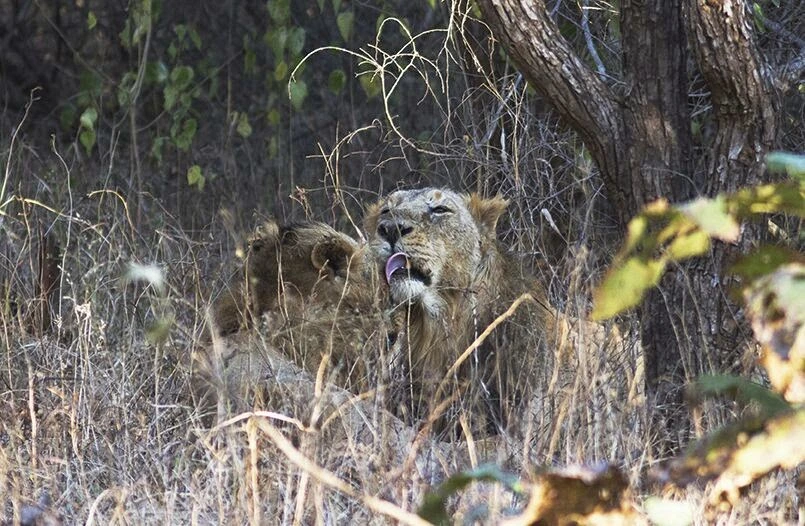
(377, 219, 413, 246)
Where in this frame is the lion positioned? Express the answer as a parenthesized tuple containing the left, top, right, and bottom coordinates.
(204, 189, 612, 435)
(199, 220, 388, 416)
(364, 187, 555, 432)
(210, 220, 369, 337)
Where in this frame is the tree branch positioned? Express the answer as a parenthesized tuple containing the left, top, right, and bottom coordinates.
(472, 0, 623, 187)
(684, 0, 778, 192)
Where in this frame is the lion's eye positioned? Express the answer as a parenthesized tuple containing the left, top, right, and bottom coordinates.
(380, 207, 390, 216)
(430, 205, 452, 215)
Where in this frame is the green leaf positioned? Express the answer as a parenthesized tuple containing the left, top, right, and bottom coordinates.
(359, 73, 382, 99)
(592, 257, 666, 320)
(287, 27, 306, 58)
(288, 80, 308, 111)
(766, 151, 805, 182)
(680, 195, 740, 242)
(752, 3, 766, 32)
(267, 0, 290, 23)
(187, 164, 205, 191)
(317, 0, 325, 12)
(79, 107, 98, 130)
(174, 24, 187, 41)
(332, 0, 341, 13)
(418, 465, 523, 525)
(265, 27, 288, 59)
(274, 60, 289, 82)
(731, 183, 805, 217)
(327, 69, 347, 95)
(79, 128, 96, 155)
(267, 108, 280, 127)
(59, 105, 77, 131)
(189, 26, 202, 50)
(150, 136, 167, 164)
(172, 118, 197, 151)
(666, 229, 710, 260)
(268, 135, 279, 159)
(236, 112, 252, 138)
(731, 245, 803, 282)
(145, 61, 169, 84)
(170, 65, 194, 90)
(336, 11, 354, 42)
(692, 375, 791, 416)
(87, 11, 97, 30)
(164, 85, 178, 111)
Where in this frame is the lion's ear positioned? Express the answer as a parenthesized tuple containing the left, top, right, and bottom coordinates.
(310, 235, 358, 278)
(466, 193, 509, 234)
(249, 220, 280, 252)
(363, 201, 382, 235)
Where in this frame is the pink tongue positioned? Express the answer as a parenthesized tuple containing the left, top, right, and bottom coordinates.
(385, 252, 408, 283)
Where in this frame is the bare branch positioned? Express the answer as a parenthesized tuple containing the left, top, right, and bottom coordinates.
(471, 0, 620, 147)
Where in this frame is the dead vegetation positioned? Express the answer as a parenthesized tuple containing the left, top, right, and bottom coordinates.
(1, 2, 803, 523)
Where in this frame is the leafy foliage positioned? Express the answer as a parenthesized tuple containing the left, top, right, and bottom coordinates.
(592, 152, 805, 320)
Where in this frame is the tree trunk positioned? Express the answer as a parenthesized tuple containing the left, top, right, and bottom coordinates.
(474, 0, 779, 450)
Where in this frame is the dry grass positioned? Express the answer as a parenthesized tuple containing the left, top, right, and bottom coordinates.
(1, 10, 801, 523)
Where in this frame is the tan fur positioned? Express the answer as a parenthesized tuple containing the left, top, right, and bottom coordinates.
(365, 188, 554, 430)
(202, 221, 385, 412)
(205, 191, 558, 432)
(210, 221, 366, 337)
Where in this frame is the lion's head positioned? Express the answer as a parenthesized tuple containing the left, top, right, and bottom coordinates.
(364, 188, 509, 319)
(211, 220, 365, 336)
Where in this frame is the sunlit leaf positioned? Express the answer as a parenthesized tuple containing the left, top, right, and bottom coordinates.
(592, 257, 666, 320)
(643, 497, 694, 526)
(666, 229, 710, 260)
(79, 107, 98, 130)
(731, 183, 805, 217)
(87, 11, 97, 30)
(187, 164, 205, 191)
(711, 409, 805, 506)
(680, 195, 740, 242)
(622, 215, 648, 255)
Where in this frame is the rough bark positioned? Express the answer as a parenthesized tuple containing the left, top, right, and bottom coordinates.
(474, 0, 779, 450)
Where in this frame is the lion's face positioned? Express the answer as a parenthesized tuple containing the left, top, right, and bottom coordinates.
(247, 221, 364, 309)
(365, 188, 509, 316)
